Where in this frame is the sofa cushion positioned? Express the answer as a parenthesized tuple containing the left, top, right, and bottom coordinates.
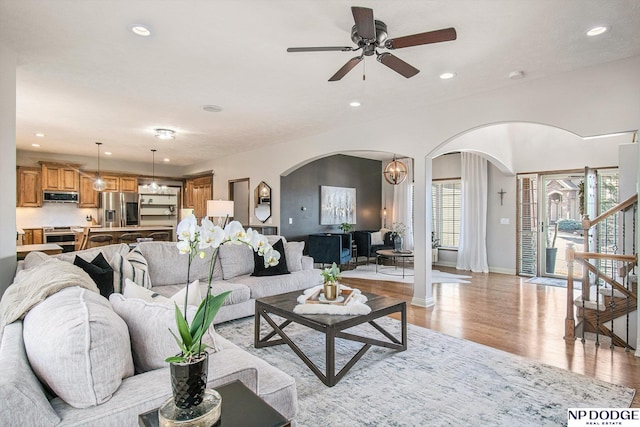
(123, 278, 203, 306)
(23, 243, 130, 270)
(134, 241, 223, 286)
(252, 238, 289, 277)
(0, 321, 60, 427)
(109, 293, 221, 374)
(231, 269, 322, 299)
(285, 241, 305, 272)
(152, 281, 251, 307)
(370, 231, 384, 245)
(218, 243, 255, 280)
(74, 252, 114, 298)
(23, 287, 134, 409)
(111, 249, 151, 292)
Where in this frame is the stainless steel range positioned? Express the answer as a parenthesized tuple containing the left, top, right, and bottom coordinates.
(43, 226, 77, 253)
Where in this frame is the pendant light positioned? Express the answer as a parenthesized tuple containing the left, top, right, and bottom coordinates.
(383, 156, 408, 185)
(92, 142, 107, 191)
(149, 149, 159, 193)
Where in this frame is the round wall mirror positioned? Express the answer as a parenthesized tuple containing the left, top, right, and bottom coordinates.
(254, 181, 271, 223)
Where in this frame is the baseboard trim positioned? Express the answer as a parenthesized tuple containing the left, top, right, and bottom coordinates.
(489, 267, 516, 275)
(411, 296, 435, 308)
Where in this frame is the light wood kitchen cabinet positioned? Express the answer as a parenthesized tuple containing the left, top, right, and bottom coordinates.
(101, 175, 120, 192)
(23, 228, 44, 245)
(184, 175, 212, 219)
(79, 174, 100, 208)
(17, 167, 42, 207)
(40, 162, 79, 192)
(119, 176, 138, 192)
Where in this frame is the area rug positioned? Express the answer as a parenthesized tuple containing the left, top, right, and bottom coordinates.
(526, 276, 579, 289)
(216, 317, 634, 427)
(340, 265, 472, 284)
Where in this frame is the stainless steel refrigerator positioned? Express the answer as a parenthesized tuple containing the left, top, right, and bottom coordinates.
(98, 192, 139, 227)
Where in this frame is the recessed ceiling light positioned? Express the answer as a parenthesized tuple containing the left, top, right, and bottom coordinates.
(439, 72, 456, 80)
(201, 105, 223, 113)
(31, 143, 40, 147)
(154, 128, 175, 140)
(104, 151, 112, 156)
(349, 101, 361, 107)
(130, 24, 151, 37)
(508, 70, 525, 80)
(587, 26, 608, 37)
(34, 132, 45, 137)
(163, 158, 170, 162)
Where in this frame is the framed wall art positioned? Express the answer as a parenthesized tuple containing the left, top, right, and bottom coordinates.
(320, 185, 356, 225)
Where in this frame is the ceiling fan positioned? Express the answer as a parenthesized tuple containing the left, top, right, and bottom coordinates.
(287, 6, 457, 81)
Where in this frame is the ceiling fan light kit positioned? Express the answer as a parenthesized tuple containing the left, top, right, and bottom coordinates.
(287, 6, 457, 81)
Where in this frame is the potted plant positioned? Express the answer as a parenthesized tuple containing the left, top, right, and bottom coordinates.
(338, 223, 354, 233)
(390, 222, 408, 251)
(166, 215, 279, 411)
(431, 231, 440, 263)
(321, 262, 342, 300)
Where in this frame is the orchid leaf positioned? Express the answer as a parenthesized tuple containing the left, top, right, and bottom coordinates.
(174, 303, 192, 349)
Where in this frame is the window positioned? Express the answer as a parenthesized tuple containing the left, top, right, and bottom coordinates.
(432, 180, 461, 248)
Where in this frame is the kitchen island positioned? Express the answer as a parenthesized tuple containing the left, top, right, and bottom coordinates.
(78, 225, 175, 249)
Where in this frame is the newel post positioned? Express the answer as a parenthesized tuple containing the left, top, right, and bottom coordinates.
(564, 242, 576, 341)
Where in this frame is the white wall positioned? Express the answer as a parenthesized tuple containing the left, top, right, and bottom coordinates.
(0, 44, 17, 296)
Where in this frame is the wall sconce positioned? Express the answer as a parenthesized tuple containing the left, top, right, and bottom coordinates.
(383, 156, 408, 185)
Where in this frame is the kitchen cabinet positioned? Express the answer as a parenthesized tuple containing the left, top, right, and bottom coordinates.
(17, 167, 42, 207)
(22, 228, 44, 245)
(40, 162, 79, 192)
(101, 175, 120, 192)
(184, 175, 212, 219)
(79, 174, 99, 208)
(101, 174, 138, 192)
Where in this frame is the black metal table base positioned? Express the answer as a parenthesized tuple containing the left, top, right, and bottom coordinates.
(255, 299, 406, 387)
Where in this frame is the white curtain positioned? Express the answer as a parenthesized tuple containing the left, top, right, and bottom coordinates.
(456, 152, 489, 272)
(392, 158, 414, 250)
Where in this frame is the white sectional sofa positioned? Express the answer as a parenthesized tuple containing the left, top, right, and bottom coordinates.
(0, 237, 321, 426)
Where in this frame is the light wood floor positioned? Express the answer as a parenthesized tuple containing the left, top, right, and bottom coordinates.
(340, 266, 640, 407)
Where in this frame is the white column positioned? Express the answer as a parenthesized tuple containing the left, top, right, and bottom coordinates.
(412, 156, 434, 307)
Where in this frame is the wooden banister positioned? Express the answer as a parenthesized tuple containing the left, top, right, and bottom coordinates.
(586, 194, 637, 229)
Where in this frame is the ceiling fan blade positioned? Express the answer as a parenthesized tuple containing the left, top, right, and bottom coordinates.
(287, 46, 354, 53)
(351, 6, 376, 40)
(385, 27, 457, 49)
(329, 56, 363, 81)
(377, 53, 419, 78)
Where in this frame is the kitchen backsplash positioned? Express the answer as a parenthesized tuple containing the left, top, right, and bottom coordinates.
(17, 204, 98, 228)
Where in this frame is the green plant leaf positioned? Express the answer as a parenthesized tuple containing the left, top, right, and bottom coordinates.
(191, 291, 231, 344)
(174, 303, 193, 350)
(165, 355, 185, 363)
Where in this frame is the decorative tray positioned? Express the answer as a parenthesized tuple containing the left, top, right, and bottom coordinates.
(305, 288, 354, 306)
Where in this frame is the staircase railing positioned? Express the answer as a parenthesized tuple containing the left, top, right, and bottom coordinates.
(564, 194, 637, 349)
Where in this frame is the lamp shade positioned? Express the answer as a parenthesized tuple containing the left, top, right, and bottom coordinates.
(207, 200, 234, 218)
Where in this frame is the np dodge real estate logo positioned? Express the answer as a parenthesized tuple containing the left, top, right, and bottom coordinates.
(568, 409, 640, 426)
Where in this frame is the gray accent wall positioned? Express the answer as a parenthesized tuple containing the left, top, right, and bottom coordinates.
(280, 154, 382, 243)
(0, 44, 17, 297)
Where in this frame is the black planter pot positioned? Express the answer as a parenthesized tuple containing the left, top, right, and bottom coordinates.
(170, 353, 209, 409)
(545, 247, 558, 274)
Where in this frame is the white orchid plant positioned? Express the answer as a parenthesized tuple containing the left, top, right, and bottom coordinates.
(166, 214, 280, 363)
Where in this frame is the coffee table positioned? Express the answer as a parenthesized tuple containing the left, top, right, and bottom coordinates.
(376, 249, 414, 279)
(255, 290, 406, 387)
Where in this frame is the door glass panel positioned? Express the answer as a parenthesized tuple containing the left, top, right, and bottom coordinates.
(517, 175, 537, 276)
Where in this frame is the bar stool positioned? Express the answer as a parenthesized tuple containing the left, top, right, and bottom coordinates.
(88, 234, 113, 248)
(146, 231, 170, 242)
(118, 233, 143, 245)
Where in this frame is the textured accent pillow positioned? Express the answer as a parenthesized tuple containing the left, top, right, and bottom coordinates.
(111, 248, 151, 292)
(73, 252, 114, 298)
(109, 293, 221, 373)
(23, 287, 134, 409)
(218, 243, 254, 280)
(123, 278, 202, 307)
(371, 231, 384, 245)
(284, 241, 305, 272)
(252, 238, 290, 277)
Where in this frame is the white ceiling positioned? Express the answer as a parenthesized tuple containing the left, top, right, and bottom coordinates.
(2, 0, 639, 167)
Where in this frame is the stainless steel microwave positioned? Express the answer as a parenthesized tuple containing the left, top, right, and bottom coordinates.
(43, 191, 79, 203)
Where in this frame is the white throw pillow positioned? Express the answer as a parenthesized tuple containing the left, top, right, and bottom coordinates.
(123, 278, 202, 307)
(109, 293, 221, 374)
(284, 241, 305, 272)
(23, 287, 134, 409)
(370, 231, 384, 245)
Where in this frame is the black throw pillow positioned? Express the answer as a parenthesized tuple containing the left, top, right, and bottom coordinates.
(252, 238, 290, 277)
(74, 252, 115, 298)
